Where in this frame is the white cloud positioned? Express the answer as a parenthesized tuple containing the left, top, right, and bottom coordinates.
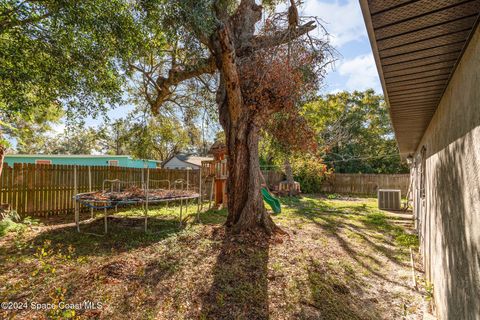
(301, 0, 367, 48)
(338, 53, 381, 92)
(328, 88, 343, 94)
(46, 123, 66, 137)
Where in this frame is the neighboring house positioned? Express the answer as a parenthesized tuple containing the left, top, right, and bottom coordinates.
(361, 2, 480, 319)
(162, 154, 213, 170)
(4, 154, 161, 168)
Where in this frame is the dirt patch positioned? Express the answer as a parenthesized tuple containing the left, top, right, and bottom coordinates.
(97, 258, 144, 281)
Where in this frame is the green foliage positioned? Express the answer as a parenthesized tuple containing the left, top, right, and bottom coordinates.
(0, 0, 148, 147)
(0, 0, 142, 112)
(18, 123, 100, 154)
(425, 281, 434, 301)
(395, 233, 419, 248)
(303, 90, 408, 174)
(291, 155, 333, 193)
(0, 210, 21, 237)
(122, 115, 191, 161)
(359, 211, 418, 249)
(327, 194, 340, 200)
(0, 217, 21, 237)
(0, 211, 40, 238)
(0, 208, 20, 221)
(95, 105, 197, 160)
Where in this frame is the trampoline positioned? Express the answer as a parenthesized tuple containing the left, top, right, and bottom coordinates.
(73, 178, 200, 234)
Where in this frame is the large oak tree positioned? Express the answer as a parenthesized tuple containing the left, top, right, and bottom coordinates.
(135, 0, 333, 234)
(2, 0, 333, 234)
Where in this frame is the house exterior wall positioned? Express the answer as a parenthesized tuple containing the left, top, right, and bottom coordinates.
(4, 155, 158, 168)
(163, 157, 200, 170)
(412, 25, 480, 319)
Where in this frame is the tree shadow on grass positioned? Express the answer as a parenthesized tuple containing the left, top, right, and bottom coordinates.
(200, 229, 270, 320)
(196, 207, 228, 225)
(300, 260, 383, 320)
(18, 216, 181, 257)
(283, 197, 416, 290)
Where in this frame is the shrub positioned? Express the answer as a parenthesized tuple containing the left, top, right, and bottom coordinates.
(0, 211, 23, 237)
(0, 211, 40, 238)
(292, 156, 333, 193)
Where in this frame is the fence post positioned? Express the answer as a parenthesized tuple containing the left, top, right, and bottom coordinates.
(145, 166, 149, 233)
(197, 167, 202, 221)
(88, 166, 94, 219)
(74, 165, 79, 232)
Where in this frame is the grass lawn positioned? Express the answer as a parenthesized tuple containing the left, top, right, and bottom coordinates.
(0, 195, 426, 319)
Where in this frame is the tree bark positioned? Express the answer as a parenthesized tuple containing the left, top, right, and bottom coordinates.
(284, 157, 294, 185)
(213, 21, 277, 235)
(224, 119, 277, 234)
(284, 157, 295, 196)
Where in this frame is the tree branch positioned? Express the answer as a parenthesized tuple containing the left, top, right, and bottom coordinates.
(230, 0, 262, 47)
(238, 21, 316, 56)
(215, 23, 243, 124)
(0, 12, 51, 33)
(150, 56, 217, 114)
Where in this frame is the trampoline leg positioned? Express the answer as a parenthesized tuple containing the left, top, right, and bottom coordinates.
(104, 207, 108, 234)
(144, 202, 148, 233)
(75, 203, 80, 233)
(197, 197, 201, 223)
(179, 199, 183, 227)
(74, 166, 79, 232)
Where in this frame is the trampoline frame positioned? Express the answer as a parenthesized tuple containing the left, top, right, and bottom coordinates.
(72, 168, 203, 234)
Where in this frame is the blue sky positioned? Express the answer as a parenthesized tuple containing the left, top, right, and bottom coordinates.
(301, 0, 382, 94)
(66, 0, 383, 131)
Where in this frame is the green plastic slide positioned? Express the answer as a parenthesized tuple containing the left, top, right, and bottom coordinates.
(261, 188, 281, 214)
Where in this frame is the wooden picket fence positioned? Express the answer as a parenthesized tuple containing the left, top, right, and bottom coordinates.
(0, 163, 200, 217)
(320, 173, 410, 196)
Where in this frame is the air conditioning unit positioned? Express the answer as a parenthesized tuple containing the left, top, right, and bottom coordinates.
(378, 189, 401, 210)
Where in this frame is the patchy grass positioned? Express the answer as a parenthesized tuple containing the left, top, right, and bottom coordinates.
(0, 195, 424, 319)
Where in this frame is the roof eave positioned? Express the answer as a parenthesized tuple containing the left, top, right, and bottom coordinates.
(359, 0, 413, 159)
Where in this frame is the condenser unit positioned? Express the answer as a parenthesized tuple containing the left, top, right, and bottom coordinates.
(378, 189, 401, 210)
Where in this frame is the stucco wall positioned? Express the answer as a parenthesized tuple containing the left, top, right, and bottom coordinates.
(413, 25, 480, 319)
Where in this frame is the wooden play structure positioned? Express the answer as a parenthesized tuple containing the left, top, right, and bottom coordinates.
(201, 141, 228, 208)
(201, 141, 282, 213)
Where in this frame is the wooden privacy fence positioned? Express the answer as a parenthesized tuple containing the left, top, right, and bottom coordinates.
(320, 173, 410, 196)
(0, 164, 200, 217)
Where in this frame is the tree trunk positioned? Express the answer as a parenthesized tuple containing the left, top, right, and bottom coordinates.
(223, 119, 277, 234)
(213, 22, 278, 235)
(284, 157, 295, 196)
(284, 157, 294, 184)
